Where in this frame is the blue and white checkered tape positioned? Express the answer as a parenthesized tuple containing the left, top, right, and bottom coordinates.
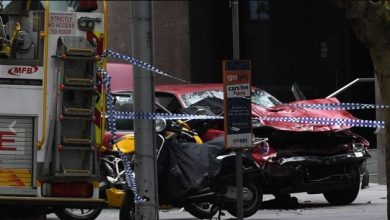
(100, 55, 386, 204)
(113, 111, 385, 128)
(103, 49, 389, 112)
(103, 49, 189, 83)
(100, 67, 146, 204)
(291, 102, 390, 110)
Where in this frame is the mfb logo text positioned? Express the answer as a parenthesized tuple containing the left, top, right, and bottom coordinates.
(8, 66, 39, 75)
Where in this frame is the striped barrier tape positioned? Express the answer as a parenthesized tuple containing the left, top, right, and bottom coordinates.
(259, 116, 384, 128)
(103, 49, 389, 112)
(103, 49, 189, 83)
(113, 111, 385, 128)
(121, 153, 145, 204)
(291, 102, 390, 110)
(100, 53, 386, 203)
(100, 67, 145, 205)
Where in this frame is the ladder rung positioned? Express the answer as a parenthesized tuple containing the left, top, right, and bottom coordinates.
(63, 137, 92, 145)
(62, 169, 92, 177)
(58, 145, 93, 151)
(67, 48, 94, 56)
(54, 36, 97, 179)
(54, 55, 96, 60)
(65, 77, 93, 86)
(63, 107, 93, 116)
(60, 85, 97, 92)
(60, 115, 94, 121)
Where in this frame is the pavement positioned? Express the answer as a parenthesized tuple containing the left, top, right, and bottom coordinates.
(157, 183, 387, 220)
(45, 148, 386, 220)
(46, 183, 384, 220)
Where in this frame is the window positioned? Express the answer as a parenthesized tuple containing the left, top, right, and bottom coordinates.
(108, 93, 134, 131)
(0, 1, 45, 65)
(107, 92, 171, 131)
(180, 88, 282, 108)
(251, 88, 282, 107)
(155, 92, 182, 112)
(181, 90, 224, 107)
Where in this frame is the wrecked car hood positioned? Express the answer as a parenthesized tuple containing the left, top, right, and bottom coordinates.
(252, 98, 357, 132)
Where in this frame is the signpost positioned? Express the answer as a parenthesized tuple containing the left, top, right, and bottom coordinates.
(223, 60, 252, 219)
(132, 1, 159, 219)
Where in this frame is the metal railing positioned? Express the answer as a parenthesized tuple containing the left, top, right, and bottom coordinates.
(326, 78, 375, 98)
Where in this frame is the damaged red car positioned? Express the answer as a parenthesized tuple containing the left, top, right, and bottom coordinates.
(107, 63, 370, 206)
(154, 83, 370, 206)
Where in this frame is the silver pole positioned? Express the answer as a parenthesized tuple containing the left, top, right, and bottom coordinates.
(231, 0, 243, 219)
(326, 78, 374, 98)
(232, 0, 240, 59)
(132, 1, 158, 219)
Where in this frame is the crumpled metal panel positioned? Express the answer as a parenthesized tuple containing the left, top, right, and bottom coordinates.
(252, 97, 357, 132)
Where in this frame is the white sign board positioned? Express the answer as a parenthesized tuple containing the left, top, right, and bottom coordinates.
(49, 12, 77, 36)
(223, 60, 252, 149)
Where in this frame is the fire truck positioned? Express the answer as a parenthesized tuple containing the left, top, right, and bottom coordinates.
(0, 0, 106, 218)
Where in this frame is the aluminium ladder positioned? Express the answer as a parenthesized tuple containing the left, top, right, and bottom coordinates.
(53, 36, 98, 177)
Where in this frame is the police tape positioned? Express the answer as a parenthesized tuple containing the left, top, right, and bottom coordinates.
(100, 54, 385, 204)
(103, 49, 189, 83)
(291, 102, 390, 110)
(100, 67, 145, 205)
(113, 111, 385, 128)
(103, 49, 389, 112)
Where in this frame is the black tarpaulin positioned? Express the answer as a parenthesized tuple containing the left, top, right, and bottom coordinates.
(158, 138, 224, 204)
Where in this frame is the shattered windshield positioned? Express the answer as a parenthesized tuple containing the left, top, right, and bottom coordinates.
(181, 88, 282, 108)
(251, 88, 283, 108)
(181, 90, 224, 107)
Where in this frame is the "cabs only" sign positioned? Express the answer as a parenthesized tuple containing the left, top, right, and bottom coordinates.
(223, 60, 252, 149)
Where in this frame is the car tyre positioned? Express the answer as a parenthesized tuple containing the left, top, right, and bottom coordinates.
(185, 202, 219, 219)
(54, 207, 103, 220)
(225, 182, 263, 218)
(323, 167, 360, 205)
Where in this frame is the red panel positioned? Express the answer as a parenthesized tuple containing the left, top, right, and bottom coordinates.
(75, 0, 98, 12)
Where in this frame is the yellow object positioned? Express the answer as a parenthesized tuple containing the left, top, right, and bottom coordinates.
(194, 135, 203, 144)
(37, 0, 50, 149)
(0, 45, 11, 56)
(178, 120, 190, 130)
(105, 187, 125, 207)
(95, 58, 104, 149)
(10, 22, 21, 43)
(0, 169, 31, 187)
(114, 134, 135, 154)
(105, 187, 176, 209)
(26, 0, 32, 10)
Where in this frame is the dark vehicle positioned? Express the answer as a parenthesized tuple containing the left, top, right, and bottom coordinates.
(117, 119, 263, 220)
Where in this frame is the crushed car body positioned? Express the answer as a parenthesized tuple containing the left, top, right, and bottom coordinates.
(106, 63, 371, 205)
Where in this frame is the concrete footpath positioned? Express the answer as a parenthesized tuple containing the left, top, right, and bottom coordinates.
(157, 183, 387, 220)
(46, 183, 387, 220)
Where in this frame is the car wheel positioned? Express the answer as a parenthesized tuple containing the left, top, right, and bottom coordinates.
(225, 182, 263, 218)
(185, 202, 219, 219)
(54, 207, 103, 220)
(323, 167, 360, 205)
(119, 190, 135, 220)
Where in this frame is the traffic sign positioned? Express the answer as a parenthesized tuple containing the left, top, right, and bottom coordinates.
(223, 60, 252, 149)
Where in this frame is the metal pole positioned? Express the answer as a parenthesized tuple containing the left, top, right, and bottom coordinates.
(236, 149, 244, 219)
(326, 78, 374, 98)
(231, 0, 243, 219)
(232, 0, 240, 59)
(132, 1, 159, 220)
